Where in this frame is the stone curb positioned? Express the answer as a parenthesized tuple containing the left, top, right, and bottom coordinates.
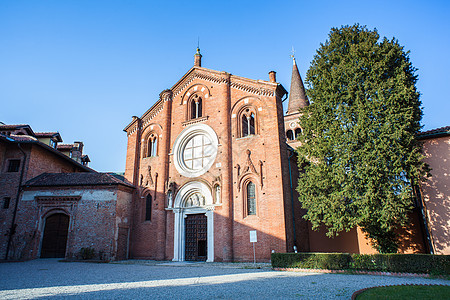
(350, 284, 449, 300)
(273, 267, 431, 278)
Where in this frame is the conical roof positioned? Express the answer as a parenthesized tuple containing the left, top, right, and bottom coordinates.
(287, 57, 309, 114)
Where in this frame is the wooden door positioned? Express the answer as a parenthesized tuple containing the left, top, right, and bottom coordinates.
(185, 214, 207, 261)
(40, 213, 69, 258)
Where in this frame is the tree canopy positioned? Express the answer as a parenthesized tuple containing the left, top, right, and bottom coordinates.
(296, 24, 426, 253)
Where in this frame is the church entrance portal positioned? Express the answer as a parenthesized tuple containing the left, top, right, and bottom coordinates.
(40, 213, 69, 258)
(185, 213, 207, 261)
(172, 181, 214, 262)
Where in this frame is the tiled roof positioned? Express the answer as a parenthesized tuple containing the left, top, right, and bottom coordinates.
(25, 173, 134, 188)
(417, 126, 450, 139)
(57, 143, 74, 150)
(35, 132, 63, 142)
(0, 124, 34, 135)
(0, 134, 93, 172)
(8, 134, 38, 142)
(35, 132, 58, 136)
(0, 124, 29, 130)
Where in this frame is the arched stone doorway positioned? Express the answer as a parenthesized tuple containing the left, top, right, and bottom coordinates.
(172, 181, 214, 262)
(40, 213, 69, 258)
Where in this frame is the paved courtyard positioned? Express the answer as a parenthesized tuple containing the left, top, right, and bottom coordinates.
(0, 259, 448, 299)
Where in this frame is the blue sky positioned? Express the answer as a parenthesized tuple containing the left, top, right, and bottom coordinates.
(1, 0, 449, 172)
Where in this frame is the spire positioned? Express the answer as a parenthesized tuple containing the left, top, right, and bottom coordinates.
(287, 56, 309, 114)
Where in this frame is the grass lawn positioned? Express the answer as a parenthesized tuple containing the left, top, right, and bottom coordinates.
(356, 285, 450, 299)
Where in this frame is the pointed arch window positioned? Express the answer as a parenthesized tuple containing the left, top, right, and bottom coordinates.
(247, 181, 256, 215)
(190, 94, 203, 119)
(145, 194, 152, 221)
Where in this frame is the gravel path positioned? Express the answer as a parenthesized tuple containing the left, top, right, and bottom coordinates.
(0, 259, 448, 299)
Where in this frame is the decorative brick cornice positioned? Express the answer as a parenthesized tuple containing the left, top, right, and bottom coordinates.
(173, 72, 224, 97)
(181, 116, 209, 127)
(173, 69, 275, 98)
(35, 196, 81, 202)
(230, 81, 274, 97)
(141, 101, 164, 130)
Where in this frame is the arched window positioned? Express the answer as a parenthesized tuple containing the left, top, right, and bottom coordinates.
(286, 130, 294, 140)
(242, 115, 248, 137)
(146, 134, 157, 157)
(241, 108, 256, 137)
(145, 194, 152, 221)
(294, 128, 302, 139)
(247, 181, 256, 215)
(190, 94, 203, 119)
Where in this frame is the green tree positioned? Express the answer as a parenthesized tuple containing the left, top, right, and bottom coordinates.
(297, 24, 426, 253)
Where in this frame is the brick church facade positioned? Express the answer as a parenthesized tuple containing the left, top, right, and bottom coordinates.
(124, 49, 312, 262)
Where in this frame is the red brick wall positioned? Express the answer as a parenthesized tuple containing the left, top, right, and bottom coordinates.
(0, 142, 88, 259)
(12, 185, 133, 261)
(125, 67, 292, 262)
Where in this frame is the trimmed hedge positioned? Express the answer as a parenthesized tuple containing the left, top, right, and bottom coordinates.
(271, 253, 450, 275)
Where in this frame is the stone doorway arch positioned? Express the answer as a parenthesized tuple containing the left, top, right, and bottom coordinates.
(172, 181, 214, 262)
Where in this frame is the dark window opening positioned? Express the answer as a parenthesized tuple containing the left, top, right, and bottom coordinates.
(197, 97, 202, 118)
(242, 115, 248, 137)
(295, 128, 302, 139)
(241, 109, 256, 137)
(7, 160, 20, 172)
(145, 194, 152, 221)
(247, 181, 256, 215)
(147, 135, 157, 157)
(190, 95, 203, 119)
(286, 130, 294, 140)
(249, 113, 255, 135)
(3, 197, 10, 209)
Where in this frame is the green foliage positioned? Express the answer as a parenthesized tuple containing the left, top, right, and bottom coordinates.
(296, 24, 426, 253)
(271, 253, 351, 270)
(79, 247, 96, 260)
(271, 253, 450, 275)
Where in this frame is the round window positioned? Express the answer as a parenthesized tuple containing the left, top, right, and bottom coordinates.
(173, 124, 219, 177)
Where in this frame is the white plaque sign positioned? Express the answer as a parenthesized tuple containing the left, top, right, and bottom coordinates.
(249, 230, 257, 243)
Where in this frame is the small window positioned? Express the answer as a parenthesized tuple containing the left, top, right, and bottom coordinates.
(7, 160, 20, 172)
(145, 194, 152, 221)
(294, 128, 302, 139)
(190, 95, 203, 119)
(286, 130, 294, 140)
(240, 108, 256, 137)
(247, 181, 256, 215)
(3, 197, 10, 209)
(242, 115, 248, 137)
(49, 139, 57, 148)
(146, 134, 158, 157)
